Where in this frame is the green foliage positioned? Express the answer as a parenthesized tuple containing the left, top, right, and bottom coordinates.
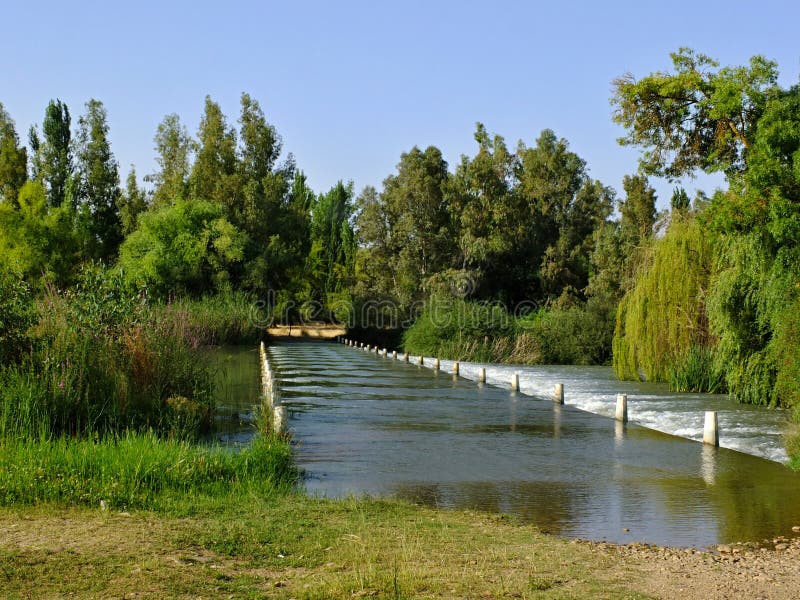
(0, 269, 34, 365)
(613, 213, 714, 383)
(668, 345, 726, 393)
(153, 291, 261, 346)
(0, 102, 27, 206)
(73, 99, 124, 262)
(0, 432, 296, 509)
(0, 180, 80, 285)
(402, 297, 514, 359)
(118, 198, 247, 297)
(304, 181, 357, 318)
(33, 99, 73, 208)
(0, 266, 215, 439)
(612, 48, 779, 177)
(520, 302, 615, 365)
(149, 113, 193, 208)
(189, 96, 239, 208)
(118, 167, 148, 236)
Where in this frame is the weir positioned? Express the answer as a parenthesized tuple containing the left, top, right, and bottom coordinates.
(264, 339, 800, 548)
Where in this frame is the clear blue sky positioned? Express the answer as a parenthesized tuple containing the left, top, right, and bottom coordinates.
(2, 0, 798, 208)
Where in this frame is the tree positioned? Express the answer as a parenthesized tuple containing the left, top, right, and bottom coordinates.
(307, 182, 357, 312)
(0, 103, 27, 206)
(149, 114, 193, 207)
(383, 146, 453, 305)
(118, 198, 247, 297)
(119, 166, 148, 235)
(189, 96, 238, 207)
(587, 176, 656, 308)
(0, 180, 79, 284)
(670, 187, 691, 212)
(450, 124, 518, 300)
(354, 185, 394, 305)
(619, 175, 657, 242)
(73, 99, 123, 262)
(516, 129, 613, 303)
(612, 48, 779, 178)
(32, 99, 72, 208)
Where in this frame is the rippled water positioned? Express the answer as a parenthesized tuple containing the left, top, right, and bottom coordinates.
(268, 341, 800, 548)
(404, 356, 791, 463)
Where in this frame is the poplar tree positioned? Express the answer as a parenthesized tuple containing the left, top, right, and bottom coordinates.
(119, 166, 148, 235)
(149, 114, 193, 207)
(73, 99, 123, 262)
(0, 103, 27, 206)
(32, 99, 72, 208)
(189, 96, 238, 207)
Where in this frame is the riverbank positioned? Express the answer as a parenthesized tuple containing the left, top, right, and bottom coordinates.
(2, 496, 800, 599)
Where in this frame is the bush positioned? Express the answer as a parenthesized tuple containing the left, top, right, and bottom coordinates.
(519, 303, 615, 365)
(0, 269, 35, 365)
(402, 297, 516, 361)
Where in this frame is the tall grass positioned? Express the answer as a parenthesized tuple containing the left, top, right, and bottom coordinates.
(0, 432, 296, 510)
(668, 345, 727, 393)
(0, 267, 241, 440)
(154, 291, 261, 346)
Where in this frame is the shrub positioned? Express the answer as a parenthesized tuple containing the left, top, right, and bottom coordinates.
(0, 269, 35, 365)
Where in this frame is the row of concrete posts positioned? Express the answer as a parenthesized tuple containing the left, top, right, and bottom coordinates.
(336, 336, 720, 447)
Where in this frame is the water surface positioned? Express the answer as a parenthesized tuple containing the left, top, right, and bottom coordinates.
(270, 341, 800, 548)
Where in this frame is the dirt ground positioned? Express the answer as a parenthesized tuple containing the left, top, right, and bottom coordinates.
(586, 534, 800, 600)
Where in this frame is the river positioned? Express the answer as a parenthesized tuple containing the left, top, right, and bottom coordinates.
(211, 342, 800, 548)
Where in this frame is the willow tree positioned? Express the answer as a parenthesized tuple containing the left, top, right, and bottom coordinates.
(613, 213, 714, 383)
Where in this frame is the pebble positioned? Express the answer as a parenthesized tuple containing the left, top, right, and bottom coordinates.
(774, 543, 788, 551)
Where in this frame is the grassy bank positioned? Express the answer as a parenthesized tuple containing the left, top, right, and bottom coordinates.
(0, 497, 641, 599)
(0, 432, 295, 510)
(4, 495, 800, 599)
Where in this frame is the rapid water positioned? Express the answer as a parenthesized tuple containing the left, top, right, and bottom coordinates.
(268, 341, 800, 548)
(403, 357, 791, 464)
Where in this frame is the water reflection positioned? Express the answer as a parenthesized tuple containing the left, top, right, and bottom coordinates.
(268, 342, 800, 547)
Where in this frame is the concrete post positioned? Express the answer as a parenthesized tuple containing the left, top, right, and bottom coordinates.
(434, 358, 440, 370)
(418, 355, 424, 365)
(392, 351, 398, 359)
(554, 383, 564, 404)
(453, 362, 460, 376)
(273, 405, 287, 434)
(403, 353, 409, 362)
(703, 411, 719, 446)
(511, 373, 519, 392)
(478, 367, 486, 384)
(382, 348, 388, 357)
(615, 394, 628, 423)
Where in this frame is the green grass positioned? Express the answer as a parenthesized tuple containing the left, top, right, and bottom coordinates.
(0, 497, 650, 599)
(0, 432, 296, 511)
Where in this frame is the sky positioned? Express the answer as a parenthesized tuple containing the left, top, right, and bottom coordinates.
(2, 0, 799, 209)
